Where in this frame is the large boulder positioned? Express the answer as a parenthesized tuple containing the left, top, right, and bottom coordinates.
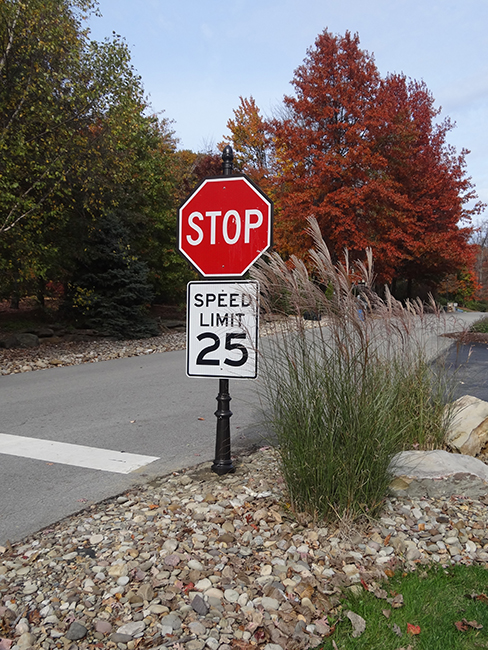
(0, 332, 39, 348)
(389, 449, 488, 499)
(446, 395, 488, 456)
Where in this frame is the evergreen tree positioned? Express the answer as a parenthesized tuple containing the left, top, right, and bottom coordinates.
(66, 213, 158, 339)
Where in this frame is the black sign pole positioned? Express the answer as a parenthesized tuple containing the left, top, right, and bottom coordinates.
(211, 145, 236, 475)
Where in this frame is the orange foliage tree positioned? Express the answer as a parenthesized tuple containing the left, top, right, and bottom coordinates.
(224, 30, 483, 294)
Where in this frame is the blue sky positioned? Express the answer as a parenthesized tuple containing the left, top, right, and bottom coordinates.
(87, 0, 488, 216)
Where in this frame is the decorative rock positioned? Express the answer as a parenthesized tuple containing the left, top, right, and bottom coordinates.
(191, 594, 209, 616)
(204, 587, 224, 601)
(110, 632, 133, 643)
(137, 583, 154, 601)
(161, 613, 182, 631)
(195, 578, 212, 591)
(261, 596, 279, 611)
(447, 395, 488, 456)
(108, 563, 127, 578)
(17, 632, 37, 649)
(188, 620, 207, 636)
(186, 641, 205, 650)
(116, 621, 145, 637)
(94, 619, 112, 634)
(389, 450, 488, 498)
(66, 621, 88, 640)
(16, 333, 39, 348)
(224, 589, 239, 603)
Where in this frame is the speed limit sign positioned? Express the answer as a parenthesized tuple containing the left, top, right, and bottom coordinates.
(186, 280, 259, 378)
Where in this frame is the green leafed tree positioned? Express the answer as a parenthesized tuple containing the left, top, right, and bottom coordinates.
(0, 0, 190, 308)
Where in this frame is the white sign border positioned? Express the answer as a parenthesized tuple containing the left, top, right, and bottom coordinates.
(186, 280, 259, 379)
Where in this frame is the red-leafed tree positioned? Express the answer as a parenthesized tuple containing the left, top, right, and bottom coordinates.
(265, 29, 482, 291)
(373, 75, 480, 291)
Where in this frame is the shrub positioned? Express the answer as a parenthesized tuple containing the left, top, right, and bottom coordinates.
(470, 315, 488, 333)
(252, 217, 453, 523)
(464, 300, 488, 312)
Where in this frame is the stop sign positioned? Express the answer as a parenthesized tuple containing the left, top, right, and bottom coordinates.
(178, 175, 273, 277)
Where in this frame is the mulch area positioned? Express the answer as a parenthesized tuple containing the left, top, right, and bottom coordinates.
(0, 300, 186, 339)
(442, 331, 488, 344)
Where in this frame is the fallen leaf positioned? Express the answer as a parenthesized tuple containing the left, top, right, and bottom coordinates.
(374, 587, 388, 599)
(346, 610, 366, 638)
(384, 568, 395, 578)
(382, 609, 391, 619)
(360, 578, 370, 591)
(455, 620, 469, 632)
(391, 623, 402, 637)
(407, 623, 421, 635)
(467, 620, 483, 630)
(388, 593, 404, 608)
(197, 417, 205, 421)
(476, 593, 488, 604)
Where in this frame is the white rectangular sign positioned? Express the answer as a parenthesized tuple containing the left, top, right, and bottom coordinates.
(187, 280, 259, 378)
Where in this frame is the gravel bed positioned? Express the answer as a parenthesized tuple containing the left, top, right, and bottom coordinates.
(0, 332, 188, 376)
(2, 447, 488, 650)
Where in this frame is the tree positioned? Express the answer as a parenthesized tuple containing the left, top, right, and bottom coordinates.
(64, 212, 158, 339)
(265, 29, 481, 290)
(220, 96, 271, 186)
(1, 0, 100, 234)
(471, 218, 488, 299)
(0, 0, 189, 307)
(373, 75, 480, 290)
(269, 31, 383, 261)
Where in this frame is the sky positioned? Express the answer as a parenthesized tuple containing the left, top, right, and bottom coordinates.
(87, 0, 488, 217)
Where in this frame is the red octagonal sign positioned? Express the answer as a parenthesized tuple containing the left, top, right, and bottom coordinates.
(178, 175, 273, 277)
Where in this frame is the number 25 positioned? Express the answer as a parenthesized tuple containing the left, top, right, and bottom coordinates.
(196, 332, 248, 367)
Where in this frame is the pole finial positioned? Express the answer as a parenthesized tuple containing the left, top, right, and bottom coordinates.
(222, 145, 234, 176)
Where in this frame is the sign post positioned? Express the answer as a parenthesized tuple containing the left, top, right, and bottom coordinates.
(178, 146, 273, 475)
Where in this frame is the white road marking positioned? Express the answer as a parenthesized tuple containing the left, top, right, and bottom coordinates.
(0, 433, 159, 474)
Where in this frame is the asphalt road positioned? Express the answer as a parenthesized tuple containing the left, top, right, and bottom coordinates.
(0, 349, 265, 545)
(444, 339, 488, 402)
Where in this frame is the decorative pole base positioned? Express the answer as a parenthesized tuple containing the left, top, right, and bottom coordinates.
(211, 378, 235, 475)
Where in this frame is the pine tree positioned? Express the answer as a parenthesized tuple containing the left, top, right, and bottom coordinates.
(66, 213, 158, 339)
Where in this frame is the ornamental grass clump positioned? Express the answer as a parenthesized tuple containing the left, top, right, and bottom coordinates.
(251, 217, 453, 523)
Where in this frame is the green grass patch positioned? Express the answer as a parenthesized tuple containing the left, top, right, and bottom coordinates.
(319, 564, 488, 649)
